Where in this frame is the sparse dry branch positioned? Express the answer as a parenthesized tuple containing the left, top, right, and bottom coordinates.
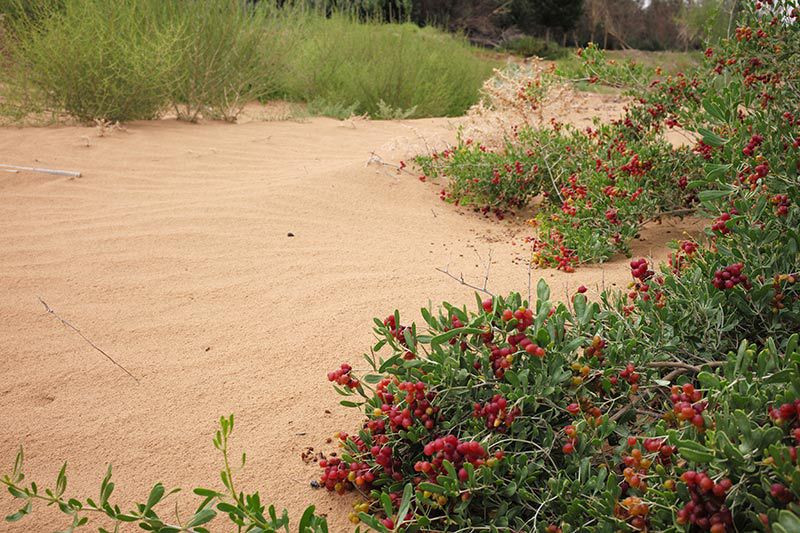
(38, 297, 138, 383)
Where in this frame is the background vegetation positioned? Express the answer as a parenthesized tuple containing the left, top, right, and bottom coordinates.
(0, 0, 496, 123)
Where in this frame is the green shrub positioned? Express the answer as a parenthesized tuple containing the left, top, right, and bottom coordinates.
(311, 3, 800, 530)
(502, 35, 568, 60)
(417, 43, 708, 267)
(164, 1, 298, 122)
(3, 0, 177, 122)
(278, 14, 496, 118)
(1, 1, 496, 122)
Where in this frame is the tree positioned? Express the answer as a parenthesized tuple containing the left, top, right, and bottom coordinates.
(512, 0, 584, 42)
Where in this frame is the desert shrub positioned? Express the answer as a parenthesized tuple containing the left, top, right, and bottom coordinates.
(164, 1, 298, 122)
(309, 2, 800, 530)
(278, 14, 496, 118)
(0, 0, 63, 25)
(502, 35, 568, 60)
(419, 3, 800, 268)
(555, 43, 656, 89)
(2, 415, 328, 532)
(1, 0, 180, 122)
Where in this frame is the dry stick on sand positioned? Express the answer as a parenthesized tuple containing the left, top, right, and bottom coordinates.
(1, 163, 82, 178)
(436, 250, 494, 297)
(365, 152, 415, 176)
(37, 297, 139, 383)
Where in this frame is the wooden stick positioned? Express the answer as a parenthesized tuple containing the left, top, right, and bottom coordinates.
(38, 297, 138, 383)
(0, 163, 81, 178)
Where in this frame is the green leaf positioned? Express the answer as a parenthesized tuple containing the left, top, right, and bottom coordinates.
(358, 512, 387, 532)
(217, 502, 245, 518)
(396, 484, 413, 528)
(777, 510, 800, 532)
(697, 127, 726, 147)
(144, 483, 165, 513)
(192, 488, 221, 498)
(380, 492, 393, 518)
(676, 440, 715, 464)
(698, 189, 731, 202)
(417, 482, 443, 494)
(430, 327, 484, 347)
(5, 504, 29, 523)
(55, 463, 67, 497)
(187, 508, 216, 527)
(536, 279, 550, 302)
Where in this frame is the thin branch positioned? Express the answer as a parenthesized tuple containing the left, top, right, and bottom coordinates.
(527, 251, 533, 304)
(639, 208, 696, 227)
(435, 262, 495, 297)
(646, 360, 726, 373)
(37, 297, 139, 383)
(610, 403, 634, 422)
(636, 408, 663, 419)
(365, 152, 414, 175)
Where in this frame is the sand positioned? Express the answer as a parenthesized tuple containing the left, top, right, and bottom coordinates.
(0, 102, 701, 531)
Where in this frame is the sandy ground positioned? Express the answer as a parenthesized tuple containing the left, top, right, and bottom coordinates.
(0, 101, 701, 531)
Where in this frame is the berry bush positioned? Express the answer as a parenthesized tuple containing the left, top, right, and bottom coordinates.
(417, 1, 800, 270)
(316, 1, 800, 530)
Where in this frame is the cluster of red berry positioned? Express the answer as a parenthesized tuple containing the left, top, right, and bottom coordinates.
(670, 383, 708, 431)
(369, 444, 403, 482)
(711, 211, 734, 234)
(319, 456, 374, 494)
(615, 495, 650, 531)
(630, 258, 653, 281)
(584, 335, 606, 363)
(532, 230, 578, 272)
(479, 306, 545, 378)
(694, 140, 716, 160)
(619, 363, 640, 392)
(742, 133, 764, 156)
(508, 332, 546, 357)
(373, 379, 440, 433)
(562, 424, 578, 454)
(486, 345, 514, 378)
(327, 364, 359, 390)
(619, 154, 652, 177)
(770, 482, 796, 504)
(771, 193, 790, 215)
(641, 437, 677, 465)
(768, 399, 800, 425)
(392, 381, 438, 431)
(712, 263, 751, 291)
(415, 435, 491, 483)
(605, 208, 620, 225)
(473, 394, 520, 432)
(383, 315, 415, 359)
(669, 240, 699, 273)
(677, 471, 733, 532)
(771, 273, 798, 312)
(621, 447, 651, 492)
(566, 399, 603, 423)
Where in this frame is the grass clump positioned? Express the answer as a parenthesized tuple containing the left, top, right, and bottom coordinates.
(501, 35, 568, 60)
(165, 2, 298, 123)
(280, 14, 496, 118)
(2, 0, 177, 122)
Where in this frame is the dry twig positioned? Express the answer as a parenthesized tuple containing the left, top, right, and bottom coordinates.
(38, 297, 139, 383)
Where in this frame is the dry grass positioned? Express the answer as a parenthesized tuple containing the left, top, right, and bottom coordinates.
(460, 58, 581, 148)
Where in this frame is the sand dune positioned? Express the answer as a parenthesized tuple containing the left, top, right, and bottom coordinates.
(0, 110, 701, 531)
